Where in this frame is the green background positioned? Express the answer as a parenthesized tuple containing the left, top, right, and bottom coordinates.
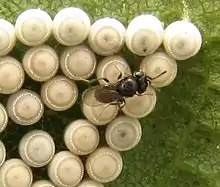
(0, 0, 220, 186)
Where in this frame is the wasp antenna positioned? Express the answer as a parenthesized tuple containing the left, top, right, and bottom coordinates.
(79, 77, 110, 85)
(147, 70, 167, 80)
(112, 63, 123, 80)
(97, 103, 112, 117)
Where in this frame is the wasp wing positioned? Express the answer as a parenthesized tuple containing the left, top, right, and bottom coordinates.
(82, 85, 122, 107)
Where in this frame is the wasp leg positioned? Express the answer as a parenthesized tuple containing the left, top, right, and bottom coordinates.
(136, 92, 154, 96)
(147, 70, 167, 80)
(96, 99, 125, 117)
(79, 77, 110, 85)
(112, 63, 131, 80)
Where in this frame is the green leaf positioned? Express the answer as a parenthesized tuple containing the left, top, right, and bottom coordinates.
(0, 0, 220, 186)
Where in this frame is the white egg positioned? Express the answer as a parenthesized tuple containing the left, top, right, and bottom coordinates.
(15, 8, 53, 46)
(88, 17, 126, 56)
(163, 20, 202, 60)
(140, 51, 177, 87)
(60, 45, 96, 80)
(53, 7, 91, 46)
(0, 19, 16, 56)
(125, 14, 164, 56)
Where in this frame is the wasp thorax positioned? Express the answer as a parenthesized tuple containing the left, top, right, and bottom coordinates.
(15, 8, 53, 46)
(53, 7, 91, 46)
(163, 20, 202, 60)
(88, 17, 126, 56)
(115, 76, 138, 97)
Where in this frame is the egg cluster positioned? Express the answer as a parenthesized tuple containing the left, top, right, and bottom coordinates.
(0, 6, 202, 187)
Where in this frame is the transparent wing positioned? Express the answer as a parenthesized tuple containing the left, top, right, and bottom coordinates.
(81, 86, 108, 107)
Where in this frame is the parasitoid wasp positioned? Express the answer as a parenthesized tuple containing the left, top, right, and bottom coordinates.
(80, 63, 167, 112)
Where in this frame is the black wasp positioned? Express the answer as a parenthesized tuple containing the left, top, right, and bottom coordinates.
(81, 65, 167, 109)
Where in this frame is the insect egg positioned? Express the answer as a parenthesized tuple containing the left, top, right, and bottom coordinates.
(85, 147, 123, 183)
(64, 119, 100, 155)
(0, 140, 6, 167)
(77, 178, 104, 187)
(122, 86, 157, 118)
(105, 115, 142, 151)
(18, 130, 55, 168)
(15, 8, 53, 46)
(0, 56, 25, 94)
(0, 19, 16, 56)
(32, 180, 55, 187)
(0, 158, 33, 187)
(22, 45, 59, 82)
(163, 20, 202, 60)
(53, 7, 91, 46)
(81, 86, 119, 126)
(0, 103, 8, 133)
(125, 14, 164, 56)
(48, 151, 84, 187)
(60, 45, 96, 80)
(88, 17, 126, 56)
(6, 89, 44, 126)
(140, 51, 177, 87)
(41, 76, 78, 111)
(96, 55, 132, 85)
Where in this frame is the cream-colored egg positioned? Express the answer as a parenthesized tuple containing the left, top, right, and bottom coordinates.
(6, 89, 44, 125)
(81, 86, 119, 126)
(53, 7, 91, 46)
(0, 56, 25, 94)
(163, 20, 202, 60)
(105, 115, 142, 151)
(0, 19, 16, 56)
(88, 17, 126, 56)
(41, 76, 78, 111)
(86, 147, 123, 183)
(140, 51, 177, 87)
(19, 130, 55, 168)
(60, 45, 96, 80)
(15, 8, 53, 46)
(125, 14, 164, 56)
(22, 45, 59, 82)
(48, 151, 84, 187)
(122, 86, 157, 118)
